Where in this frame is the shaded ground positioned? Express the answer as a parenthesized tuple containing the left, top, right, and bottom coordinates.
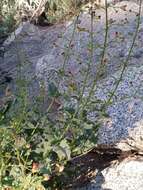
(51, 145, 141, 189)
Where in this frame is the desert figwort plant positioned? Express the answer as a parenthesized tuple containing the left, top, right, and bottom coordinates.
(0, 0, 142, 189)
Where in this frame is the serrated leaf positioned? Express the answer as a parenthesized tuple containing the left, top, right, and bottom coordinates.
(53, 139, 71, 160)
(60, 139, 71, 160)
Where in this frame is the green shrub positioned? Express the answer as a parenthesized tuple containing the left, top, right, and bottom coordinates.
(0, 75, 100, 189)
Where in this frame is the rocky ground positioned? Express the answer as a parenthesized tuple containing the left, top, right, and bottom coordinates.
(0, 0, 143, 189)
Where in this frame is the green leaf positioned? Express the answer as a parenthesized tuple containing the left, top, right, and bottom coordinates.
(53, 140, 71, 161)
(60, 139, 71, 160)
(48, 82, 60, 97)
(14, 137, 26, 148)
(10, 165, 22, 178)
(2, 176, 14, 186)
(84, 123, 93, 130)
(40, 167, 50, 174)
(64, 106, 75, 115)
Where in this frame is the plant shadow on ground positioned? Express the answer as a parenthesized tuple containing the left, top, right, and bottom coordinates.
(57, 146, 138, 189)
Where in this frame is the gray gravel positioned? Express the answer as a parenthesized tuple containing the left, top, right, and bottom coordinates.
(96, 65, 143, 145)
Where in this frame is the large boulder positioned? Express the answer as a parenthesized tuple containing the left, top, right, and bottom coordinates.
(36, 0, 143, 85)
(1, 1, 143, 189)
